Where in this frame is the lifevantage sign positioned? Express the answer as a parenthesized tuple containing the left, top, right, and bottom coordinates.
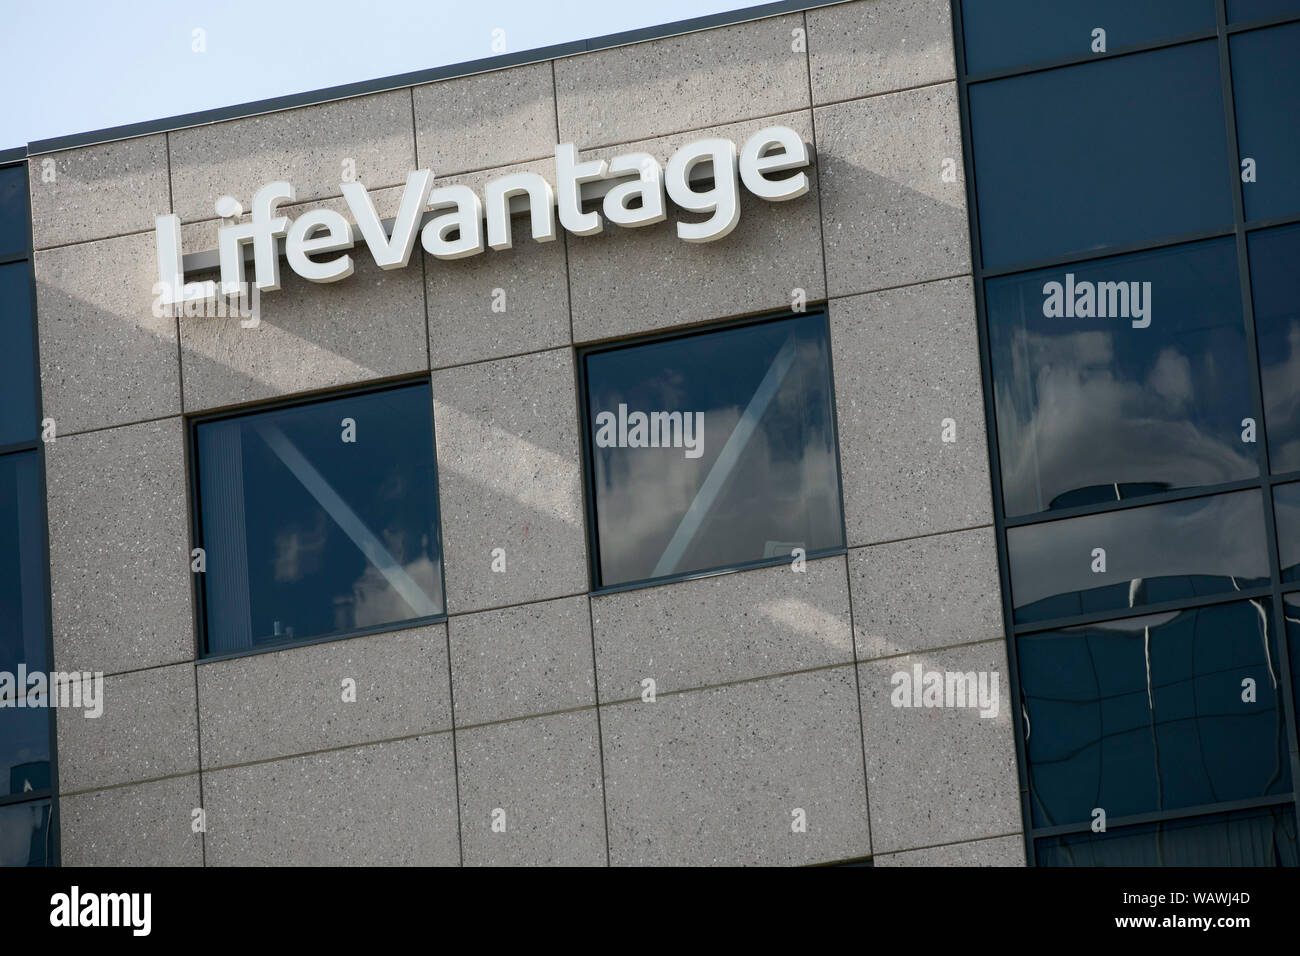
(154, 125, 812, 310)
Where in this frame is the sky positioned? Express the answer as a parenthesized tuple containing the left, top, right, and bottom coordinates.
(0, 0, 757, 151)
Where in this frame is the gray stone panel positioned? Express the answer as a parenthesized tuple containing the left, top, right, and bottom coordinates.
(817, 83, 969, 297)
(602, 667, 870, 865)
(432, 348, 587, 613)
(59, 775, 204, 866)
(830, 277, 992, 545)
(457, 709, 606, 866)
(45, 418, 193, 675)
(448, 596, 594, 726)
(35, 232, 180, 434)
(202, 735, 459, 865)
(28, 135, 171, 249)
(849, 527, 1002, 660)
(555, 15, 809, 147)
(414, 62, 557, 174)
(426, 220, 570, 369)
(198, 624, 452, 767)
(808, 0, 956, 104)
(568, 112, 823, 342)
(592, 556, 852, 701)
(859, 640, 1021, 854)
(168, 91, 415, 223)
(874, 833, 1025, 866)
(56, 663, 198, 793)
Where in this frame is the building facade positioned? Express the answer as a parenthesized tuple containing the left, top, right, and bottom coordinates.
(1, 0, 1297, 866)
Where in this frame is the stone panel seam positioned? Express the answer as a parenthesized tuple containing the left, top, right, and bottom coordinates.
(849, 521, 994, 551)
(877, 829, 1026, 857)
(60, 769, 202, 800)
(32, 226, 158, 254)
(42, 413, 182, 444)
(811, 76, 959, 113)
(598, 658, 857, 707)
(586, 596, 612, 865)
(195, 726, 454, 777)
(857, 634, 1008, 665)
(826, 271, 973, 303)
(442, 613, 466, 866)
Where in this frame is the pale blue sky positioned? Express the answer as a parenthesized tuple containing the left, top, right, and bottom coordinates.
(0, 0, 757, 150)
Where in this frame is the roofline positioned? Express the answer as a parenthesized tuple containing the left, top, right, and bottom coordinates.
(15, 0, 848, 157)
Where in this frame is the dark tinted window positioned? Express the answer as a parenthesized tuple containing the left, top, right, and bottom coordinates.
(1229, 0, 1300, 22)
(195, 382, 444, 656)
(987, 238, 1256, 518)
(1285, 593, 1300, 741)
(1232, 23, 1300, 222)
(969, 42, 1232, 269)
(1037, 805, 1299, 866)
(1009, 491, 1269, 624)
(1018, 600, 1290, 828)
(0, 165, 28, 261)
(583, 313, 844, 588)
(0, 799, 52, 866)
(1277, 484, 1300, 580)
(961, 0, 1216, 74)
(1247, 224, 1300, 473)
(0, 452, 49, 800)
(0, 263, 37, 447)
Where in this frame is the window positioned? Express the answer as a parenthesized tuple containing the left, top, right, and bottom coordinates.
(1008, 491, 1269, 624)
(968, 42, 1232, 270)
(579, 311, 845, 590)
(1230, 0, 1300, 20)
(1036, 805, 1299, 866)
(0, 263, 36, 448)
(1275, 483, 1300, 581)
(1231, 22, 1300, 222)
(1247, 224, 1300, 473)
(1285, 593, 1300, 740)
(986, 238, 1256, 518)
(0, 165, 27, 261)
(0, 799, 52, 867)
(192, 380, 445, 656)
(1018, 600, 1290, 829)
(960, 0, 1215, 75)
(0, 452, 50, 801)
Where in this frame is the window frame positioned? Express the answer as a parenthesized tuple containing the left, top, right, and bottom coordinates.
(186, 375, 449, 662)
(575, 307, 849, 595)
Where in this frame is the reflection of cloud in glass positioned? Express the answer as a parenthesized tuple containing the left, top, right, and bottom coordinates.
(596, 402, 743, 577)
(997, 327, 1255, 515)
(1009, 491, 1268, 610)
(596, 409, 839, 584)
(272, 511, 329, 583)
(1148, 347, 1193, 406)
(0, 802, 44, 866)
(352, 555, 443, 628)
(1273, 483, 1300, 575)
(592, 334, 840, 585)
(1262, 319, 1300, 469)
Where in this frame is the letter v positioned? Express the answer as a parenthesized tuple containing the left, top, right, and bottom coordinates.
(342, 169, 434, 269)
